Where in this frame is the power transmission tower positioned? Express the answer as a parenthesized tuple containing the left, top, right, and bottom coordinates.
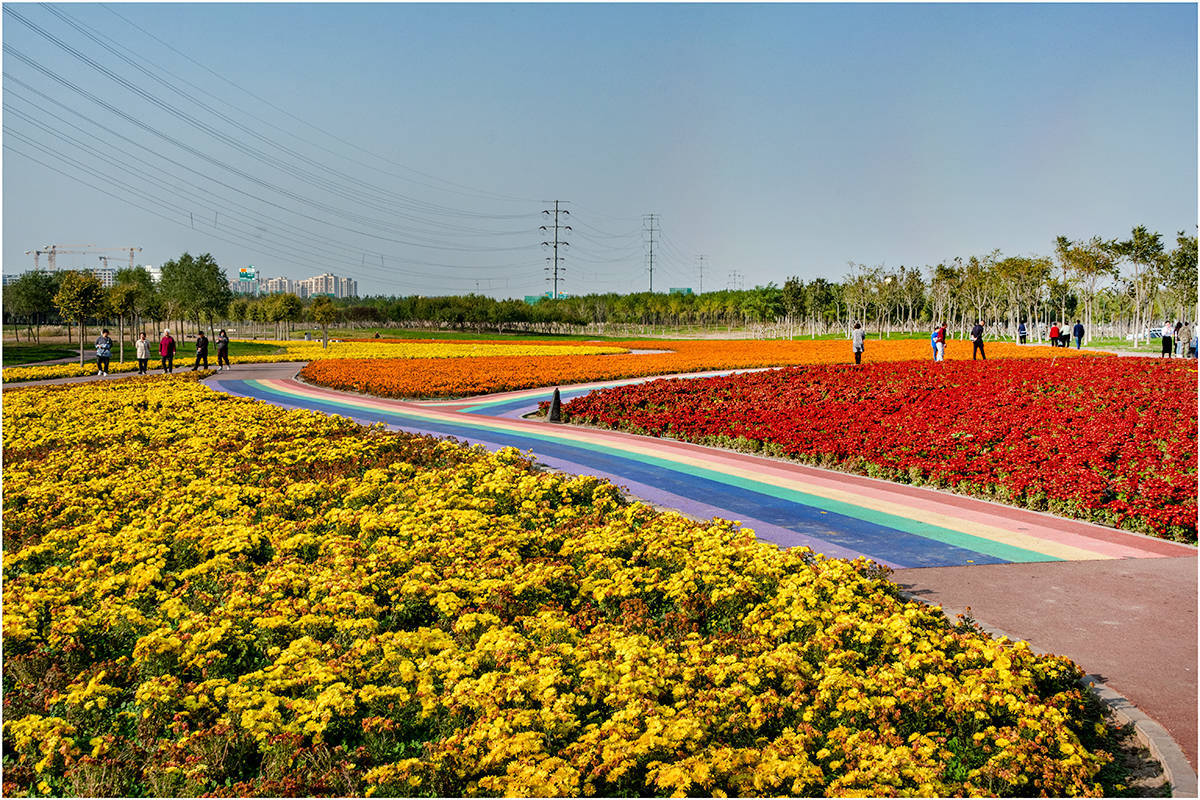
(696, 255, 707, 294)
(643, 214, 658, 292)
(728, 270, 744, 291)
(540, 201, 571, 299)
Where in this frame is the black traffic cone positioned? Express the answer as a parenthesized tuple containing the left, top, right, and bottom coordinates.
(548, 387, 562, 423)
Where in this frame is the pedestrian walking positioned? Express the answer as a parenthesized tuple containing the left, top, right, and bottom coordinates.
(935, 323, 946, 362)
(1018, 321, 1027, 344)
(192, 330, 209, 370)
(135, 332, 151, 374)
(1049, 322, 1060, 347)
(215, 329, 231, 371)
(1160, 321, 1174, 358)
(970, 320, 986, 361)
(1072, 320, 1085, 350)
(94, 329, 113, 375)
(851, 322, 865, 365)
(1179, 321, 1193, 358)
(1173, 321, 1184, 356)
(160, 329, 176, 373)
(930, 326, 938, 361)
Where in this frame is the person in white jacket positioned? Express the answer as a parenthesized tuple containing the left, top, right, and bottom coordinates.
(135, 332, 151, 374)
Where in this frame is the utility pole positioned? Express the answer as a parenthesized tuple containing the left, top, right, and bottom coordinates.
(540, 200, 571, 299)
(696, 254, 707, 294)
(643, 214, 658, 292)
(728, 270, 743, 291)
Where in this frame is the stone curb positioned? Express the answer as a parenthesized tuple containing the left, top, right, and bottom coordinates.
(898, 589, 1195, 796)
(1084, 674, 1197, 798)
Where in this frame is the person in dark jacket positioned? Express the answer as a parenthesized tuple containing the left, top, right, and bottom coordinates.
(1072, 321, 1085, 349)
(215, 330, 231, 371)
(970, 320, 986, 360)
(192, 331, 209, 370)
(1018, 321, 1027, 344)
(94, 329, 113, 375)
(160, 330, 176, 373)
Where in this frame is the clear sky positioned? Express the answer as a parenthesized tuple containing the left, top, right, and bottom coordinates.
(3, 3, 1196, 299)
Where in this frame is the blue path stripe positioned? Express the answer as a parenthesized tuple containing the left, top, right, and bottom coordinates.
(220, 379, 1016, 568)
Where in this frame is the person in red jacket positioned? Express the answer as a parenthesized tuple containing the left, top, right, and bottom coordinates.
(1049, 322, 1060, 347)
(935, 323, 946, 362)
(159, 329, 176, 373)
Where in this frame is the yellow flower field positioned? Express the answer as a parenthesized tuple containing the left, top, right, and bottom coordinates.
(1, 375, 1118, 796)
(0, 340, 627, 383)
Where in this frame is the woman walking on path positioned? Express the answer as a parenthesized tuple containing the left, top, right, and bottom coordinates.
(935, 323, 946, 362)
(1173, 321, 1184, 356)
(851, 322, 865, 365)
(135, 333, 151, 374)
(94, 329, 113, 375)
(930, 326, 938, 360)
(1160, 322, 1174, 357)
(216, 330, 231, 371)
(159, 330, 175, 373)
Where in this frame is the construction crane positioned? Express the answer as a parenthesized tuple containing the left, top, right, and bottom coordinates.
(40, 244, 96, 272)
(24, 244, 142, 271)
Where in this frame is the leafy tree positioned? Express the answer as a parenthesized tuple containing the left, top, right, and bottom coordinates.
(1113, 226, 1164, 345)
(1055, 236, 1117, 344)
(276, 293, 304, 339)
(160, 252, 232, 335)
(1160, 230, 1198, 323)
(309, 295, 339, 349)
(6, 270, 58, 342)
(107, 283, 141, 363)
(53, 270, 105, 365)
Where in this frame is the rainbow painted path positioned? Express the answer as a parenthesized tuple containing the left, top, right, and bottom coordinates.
(212, 373, 1194, 570)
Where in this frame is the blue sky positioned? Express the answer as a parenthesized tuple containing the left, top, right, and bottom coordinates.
(3, 3, 1196, 298)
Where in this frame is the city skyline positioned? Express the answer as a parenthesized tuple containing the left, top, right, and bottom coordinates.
(3, 3, 1196, 299)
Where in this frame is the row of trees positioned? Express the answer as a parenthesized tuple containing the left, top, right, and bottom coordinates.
(5, 227, 1196, 350)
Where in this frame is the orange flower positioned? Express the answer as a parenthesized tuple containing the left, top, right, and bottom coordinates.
(301, 338, 1098, 399)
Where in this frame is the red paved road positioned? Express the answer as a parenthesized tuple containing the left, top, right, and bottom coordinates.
(892, 557, 1198, 770)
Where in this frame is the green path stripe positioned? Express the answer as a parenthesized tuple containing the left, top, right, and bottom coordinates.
(243, 378, 1059, 564)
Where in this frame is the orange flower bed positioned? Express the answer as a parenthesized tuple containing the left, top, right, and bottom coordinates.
(302, 338, 1101, 399)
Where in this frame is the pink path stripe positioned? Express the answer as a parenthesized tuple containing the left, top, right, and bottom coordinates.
(279, 378, 1194, 561)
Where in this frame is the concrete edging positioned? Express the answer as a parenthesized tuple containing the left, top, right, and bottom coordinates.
(897, 589, 1195, 796)
(1084, 674, 1198, 798)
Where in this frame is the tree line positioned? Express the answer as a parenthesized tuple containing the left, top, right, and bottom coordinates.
(5, 226, 1196, 351)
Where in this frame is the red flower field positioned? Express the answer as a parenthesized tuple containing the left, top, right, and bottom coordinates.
(560, 357, 1198, 541)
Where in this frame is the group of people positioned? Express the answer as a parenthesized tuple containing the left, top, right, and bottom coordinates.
(849, 320, 988, 364)
(1160, 320, 1196, 358)
(95, 329, 232, 375)
(1046, 321, 1085, 349)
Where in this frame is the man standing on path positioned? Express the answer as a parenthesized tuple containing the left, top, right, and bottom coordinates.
(851, 322, 865, 365)
(1018, 321, 1027, 344)
(970, 320, 986, 361)
(192, 330, 209, 371)
(160, 329, 175, 373)
(1049, 322, 1060, 347)
(935, 323, 946, 362)
(1072, 320, 1085, 350)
